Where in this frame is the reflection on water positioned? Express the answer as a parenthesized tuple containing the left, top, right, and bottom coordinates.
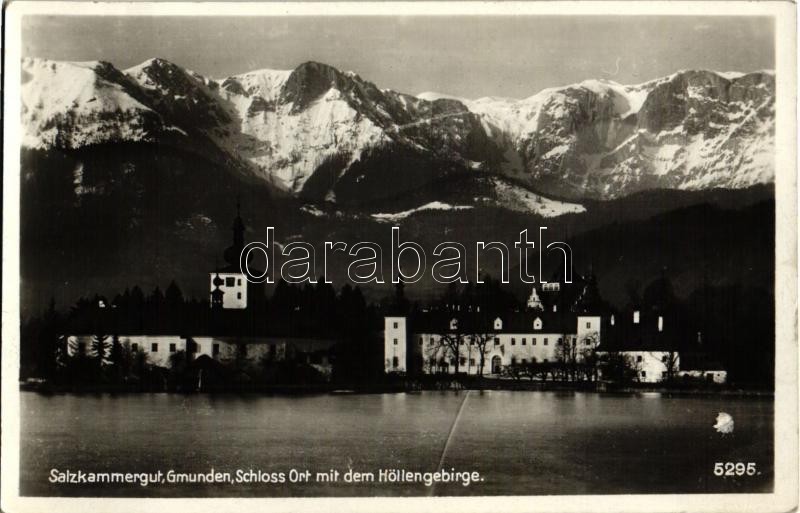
(20, 391, 773, 496)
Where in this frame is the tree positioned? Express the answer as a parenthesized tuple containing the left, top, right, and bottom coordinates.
(657, 350, 680, 383)
(434, 330, 466, 375)
(470, 331, 495, 376)
(555, 332, 579, 381)
(91, 334, 109, 368)
(38, 298, 62, 380)
(165, 280, 184, 310)
(578, 330, 601, 382)
(599, 352, 638, 384)
(109, 334, 124, 383)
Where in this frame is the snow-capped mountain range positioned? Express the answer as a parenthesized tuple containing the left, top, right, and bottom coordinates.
(21, 57, 774, 202)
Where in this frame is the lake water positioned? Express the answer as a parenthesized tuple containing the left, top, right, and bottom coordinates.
(20, 390, 773, 496)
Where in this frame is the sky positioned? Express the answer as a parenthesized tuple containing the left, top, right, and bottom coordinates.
(22, 15, 774, 99)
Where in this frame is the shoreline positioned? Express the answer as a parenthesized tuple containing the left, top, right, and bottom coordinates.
(18, 379, 774, 398)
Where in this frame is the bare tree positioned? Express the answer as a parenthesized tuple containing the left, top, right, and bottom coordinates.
(653, 350, 679, 383)
(470, 331, 495, 376)
(555, 332, 578, 381)
(578, 330, 600, 381)
(435, 331, 466, 375)
(91, 334, 109, 369)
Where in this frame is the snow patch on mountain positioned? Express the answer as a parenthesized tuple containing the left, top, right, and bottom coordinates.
(417, 91, 467, 102)
(372, 201, 474, 222)
(482, 178, 586, 217)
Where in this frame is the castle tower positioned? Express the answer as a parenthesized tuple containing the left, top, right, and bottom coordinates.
(209, 202, 250, 309)
(526, 286, 544, 311)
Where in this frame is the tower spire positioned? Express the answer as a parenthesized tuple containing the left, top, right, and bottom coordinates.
(224, 200, 246, 267)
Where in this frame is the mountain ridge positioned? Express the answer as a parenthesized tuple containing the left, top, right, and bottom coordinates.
(21, 57, 774, 201)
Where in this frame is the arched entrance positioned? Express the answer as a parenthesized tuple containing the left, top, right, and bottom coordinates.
(491, 355, 502, 374)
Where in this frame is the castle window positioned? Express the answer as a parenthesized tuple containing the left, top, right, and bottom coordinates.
(460, 357, 466, 366)
(392, 357, 399, 368)
(469, 358, 476, 366)
(533, 317, 543, 330)
(586, 321, 591, 329)
(419, 338, 423, 346)
(393, 322, 398, 329)
(238, 279, 242, 286)
(543, 358, 548, 363)
(212, 344, 219, 356)
(521, 358, 527, 364)
(633, 311, 640, 324)
(226, 277, 235, 287)
(494, 337, 500, 345)
(637, 355, 643, 362)
(131, 343, 138, 352)
(557, 337, 562, 344)
(77, 342, 86, 354)
(169, 343, 176, 353)
(494, 317, 503, 330)
(532, 338, 537, 345)
(511, 338, 516, 345)
(544, 338, 548, 346)
(532, 357, 537, 363)
(237, 292, 241, 299)
(393, 338, 398, 345)
(641, 371, 647, 378)
(151, 343, 158, 352)
(511, 357, 516, 365)
(658, 316, 664, 332)
(522, 338, 526, 345)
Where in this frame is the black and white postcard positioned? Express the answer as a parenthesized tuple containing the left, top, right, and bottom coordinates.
(2, 2, 797, 512)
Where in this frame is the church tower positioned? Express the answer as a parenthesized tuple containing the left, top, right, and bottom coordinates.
(208, 202, 250, 309)
(526, 286, 544, 311)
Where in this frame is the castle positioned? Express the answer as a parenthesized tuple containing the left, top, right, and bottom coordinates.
(383, 277, 727, 384)
(64, 205, 335, 376)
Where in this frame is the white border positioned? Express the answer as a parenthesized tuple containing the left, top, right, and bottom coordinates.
(2, 2, 797, 513)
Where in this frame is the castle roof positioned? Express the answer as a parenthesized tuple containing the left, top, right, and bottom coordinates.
(409, 310, 582, 334)
(597, 309, 689, 352)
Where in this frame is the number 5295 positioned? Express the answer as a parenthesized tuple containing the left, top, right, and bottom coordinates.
(713, 462, 758, 476)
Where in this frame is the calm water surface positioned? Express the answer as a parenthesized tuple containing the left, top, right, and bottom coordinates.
(20, 391, 773, 496)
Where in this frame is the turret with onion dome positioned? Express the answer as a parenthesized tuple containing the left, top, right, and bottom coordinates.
(210, 272, 225, 309)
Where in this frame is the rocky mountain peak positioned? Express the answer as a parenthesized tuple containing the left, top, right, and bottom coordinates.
(20, 58, 775, 201)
